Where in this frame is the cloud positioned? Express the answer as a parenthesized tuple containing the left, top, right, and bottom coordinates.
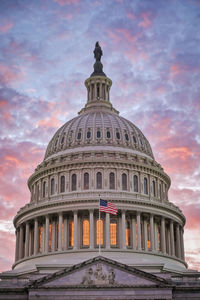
(0, 22, 13, 33)
(53, 0, 79, 6)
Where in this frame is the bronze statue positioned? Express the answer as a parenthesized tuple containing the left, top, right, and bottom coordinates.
(94, 42, 103, 62)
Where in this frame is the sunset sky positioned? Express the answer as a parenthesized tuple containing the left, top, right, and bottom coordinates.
(0, 0, 200, 272)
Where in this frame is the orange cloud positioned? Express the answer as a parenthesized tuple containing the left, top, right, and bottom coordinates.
(166, 147, 192, 160)
(0, 64, 26, 84)
(0, 22, 13, 33)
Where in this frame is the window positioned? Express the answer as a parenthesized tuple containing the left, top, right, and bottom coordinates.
(96, 219, 103, 245)
(144, 177, 148, 195)
(77, 131, 81, 140)
(87, 131, 91, 139)
(97, 130, 101, 138)
(43, 181, 46, 198)
(72, 174, 77, 191)
(133, 135, 137, 143)
(116, 132, 120, 140)
(125, 133, 129, 141)
(36, 184, 39, 201)
(39, 225, 44, 253)
(140, 138, 143, 146)
(159, 183, 162, 199)
(110, 219, 117, 246)
(69, 220, 74, 247)
(152, 180, 156, 197)
(133, 175, 138, 192)
(61, 136, 65, 144)
(97, 83, 100, 99)
(122, 173, 127, 190)
(106, 131, 111, 139)
(126, 220, 131, 247)
(51, 178, 55, 195)
(96, 172, 102, 189)
(109, 172, 115, 189)
(84, 172, 89, 190)
(82, 219, 89, 246)
(60, 176, 65, 193)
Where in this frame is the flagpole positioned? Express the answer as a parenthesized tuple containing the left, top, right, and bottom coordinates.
(99, 194, 101, 255)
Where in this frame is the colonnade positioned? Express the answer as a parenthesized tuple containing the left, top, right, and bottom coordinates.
(15, 210, 185, 263)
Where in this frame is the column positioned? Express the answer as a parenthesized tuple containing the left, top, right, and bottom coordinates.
(34, 218, 39, 256)
(132, 217, 136, 250)
(52, 219, 56, 252)
(176, 224, 181, 259)
(180, 227, 185, 260)
(73, 211, 78, 250)
(170, 220, 175, 256)
(63, 216, 68, 250)
(137, 212, 141, 251)
(161, 217, 166, 254)
(144, 219, 148, 251)
(106, 213, 110, 249)
(25, 222, 30, 257)
(89, 210, 94, 249)
(15, 229, 20, 261)
(58, 212, 63, 251)
(45, 215, 49, 253)
(150, 214, 155, 251)
(121, 210, 126, 249)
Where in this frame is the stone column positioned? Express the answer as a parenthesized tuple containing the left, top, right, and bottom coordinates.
(176, 224, 181, 259)
(144, 219, 148, 251)
(45, 215, 49, 253)
(180, 227, 185, 260)
(34, 218, 39, 256)
(132, 217, 137, 250)
(106, 213, 110, 249)
(15, 229, 20, 261)
(150, 214, 155, 251)
(137, 212, 141, 251)
(58, 212, 63, 251)
(52, 219, 56, 252)
(170, 220, 175, 256)
(25, 222, 30, 257)
(161, 217, 166, 254)
(121, 210, 126, 249)
(73, 211, 78, 250)
(89, 210, 94, 249)
(19, 225, 24, 259)
(63, 216, 68, 250)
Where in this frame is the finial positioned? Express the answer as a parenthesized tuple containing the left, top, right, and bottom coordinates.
(90, 42, 106, 77)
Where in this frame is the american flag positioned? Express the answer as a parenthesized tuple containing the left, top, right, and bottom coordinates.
(99, 199, 117, 215)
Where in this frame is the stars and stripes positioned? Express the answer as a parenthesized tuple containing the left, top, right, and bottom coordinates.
(99, 199, 117, 215)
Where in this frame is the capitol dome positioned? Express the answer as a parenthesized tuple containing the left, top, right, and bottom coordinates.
(12, 42, 186, 275)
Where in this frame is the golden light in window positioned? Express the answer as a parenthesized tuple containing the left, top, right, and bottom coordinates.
(83, 219, 89, 246)
(110, 221, 117, 245)
(39, 226, 43, 253)
(126, 221, 131, 247)
(49, 224, 52, 251)
(69, 220, 74, 247)
(96, 219, 103, 245)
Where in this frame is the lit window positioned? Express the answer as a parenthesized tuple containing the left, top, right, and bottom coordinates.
(49, 224, 52, 251)
(39, 225, 44, 253)
(96, 172, 102, 189)
(60, 176, 65, 193)
(106, 131, 111, 138)
(152, 180, 156, 197)
(51, 178, 55, 195)
(69, 220, 74, 247)
(97, 130, 101, 138)
(133, 175, 138, 192)
(72, 174, 77, 191)
(43, 181, 46, 198)
(96, 219, 103, 245)
(82, 219, 89, 246)
(144, 177, 148, 195)
(126, 220, 131, 247)
(116, 132, 120, 139)
(109, 172, 115, 189)
(122, 173, 127, 190)
(84, 172, 89, 190)
(110, 219, 117, 246)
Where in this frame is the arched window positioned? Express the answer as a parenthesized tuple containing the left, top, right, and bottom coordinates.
(122, 173, 127, 190)
(72, 174, 77, 191)
(69, 220, 74, 247)
(116, 132, 120, 140)
(84, 172, 89, 190)
(144, 177, 148, 195)
(109, 172, 115, 189)
(125, 133, 129, 141)
(36, 184, 39, 201)
(97, 83, 100, 99)
(159, 183, 162, 199)
(43, 181, 46, 198)
(126, 220, 131, 247)
(133, 135, 137, 143)
(106, 131, 111, 139)
(60, 176, 65, 193)
(82, 219, 89, 246)
(97, 130, 101, 138)
(96, 172, 102, 189)
(87, 131, 91, 139)
(133, 175, 138, 192)
(39, 225, 44, 253)
(51, 178, 55, 195)
(77, 131, 81, 140)
(96, 219, 103, 245)
(110, 219, 117, 246)
(152, 180, 156, 197)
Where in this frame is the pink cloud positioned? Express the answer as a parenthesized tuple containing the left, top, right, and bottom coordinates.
(138, 11, 153, 28)
(53, 0, 79, 5)
(0, 63, 26, 85)
(0, 22, 13, 33)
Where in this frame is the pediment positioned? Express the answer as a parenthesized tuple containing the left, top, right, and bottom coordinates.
(30, 256, 168, 288)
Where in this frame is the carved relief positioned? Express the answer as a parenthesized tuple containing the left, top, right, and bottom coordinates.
(81, 264, 116, 285)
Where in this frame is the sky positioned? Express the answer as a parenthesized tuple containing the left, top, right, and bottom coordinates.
(0, 0, 199, 272)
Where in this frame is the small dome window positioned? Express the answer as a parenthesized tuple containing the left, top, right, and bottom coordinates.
(87, 131, 91, 139)
(106, 131, 111, 139)
(140, 138, 143, 146)
(116, 132, 120, 140)
(133, 135, 137, 143)
(97, 130, 101, 138)
(125, 133, 129, 141)
(77, 132, 81, 140)
(61, 136, 65, 144)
